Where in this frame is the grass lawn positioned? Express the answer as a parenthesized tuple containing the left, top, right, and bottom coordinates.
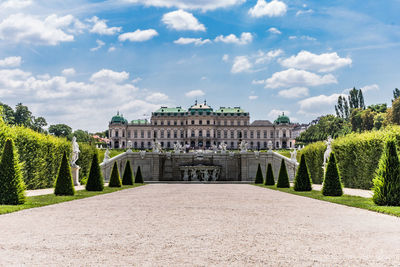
(0, 184, 144, 215)
(256, 185, 400, 217)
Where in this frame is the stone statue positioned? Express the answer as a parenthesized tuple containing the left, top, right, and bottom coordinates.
(183, 169, 189, 181)
(71, 137, 80, 167)
(152, 141, 162, 153)
(173, 142, 182, 153)
(323, 136, 333, 171)
(211, 168, 219, 181)
(191, 169, 198, 181)
(139, 150, 146, 159)
(103, 148, 110, 163)
(267, 141, 273, 151)
(219, 143, 227, 153)
(211, 144, 218, 153)
(239, 141, 248, 153)
(290, 148, 297, 161)
(202, 169, 209, 182)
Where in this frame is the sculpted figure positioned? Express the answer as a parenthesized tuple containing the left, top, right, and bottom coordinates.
(71, 137, 80, 167)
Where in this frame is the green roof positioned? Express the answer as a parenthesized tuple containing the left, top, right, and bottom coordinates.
(154, 106, 186, 113)
(131, 119, 149, 125)
(274, 113, 290, 124)
(111, 112, 128, 124)
(215, 106, 246, 114)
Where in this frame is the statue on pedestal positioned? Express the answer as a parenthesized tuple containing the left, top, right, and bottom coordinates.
(323, 136, 333, 172)
(290, 148, 297, 161)
(239, 141, 248, 153)
(103, 148, 110, 163)
(70, 137, 80, 186)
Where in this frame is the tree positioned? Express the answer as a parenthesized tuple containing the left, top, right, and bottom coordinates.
(49, 124, 72, 137)
(322, 152, 343, 196)
(14, 103, 32, 127)
(109, 162, 121, 187)
(32, 116, 47, 133)
(73, 129, 93, 143)
(122, 160, 134, 185)
(294, 154, 312, 191)
(387, 97, 400, 125)
(0, 102, 15, 124)
(373, 140, 400, 206)
(254, 163, 263, 184)
(135, 166, 144, 184)
(348, 87, 365, 110)
(350, 108, 363, 132)
(393, 88, 400, 102)
(0, 139, 25, 204)
(265, 163, 275, 186)
(374, 113, 386, 130)
(335, 96, 350, 119)
(368, 104, 387, 114)
(54, 152, 75, 196)
(360, 109, 375, 131)
(277, 159, 290, 188)
(85, 153, 104, 191)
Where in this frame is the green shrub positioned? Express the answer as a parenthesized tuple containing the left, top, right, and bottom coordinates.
(294, 154, 312, 191)
(135, 166, 144, 184)
(373, 140, 400, 206)
(85, 153, 104, 191)
(265, 163, 275, 186)
(277, 159, 290, 188)
(254, 163, 264, 184)
(122, 160, 134, 185)
(322, 152, 343, 196)
(0, 139, 26, 204)
(54, 152, 75, 196)
(109, 162, 121, 187)
(300, 142, 325, 184)
(76, 143, 97, 185)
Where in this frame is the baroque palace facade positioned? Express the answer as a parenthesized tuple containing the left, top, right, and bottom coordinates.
(108, 101, 296, 150)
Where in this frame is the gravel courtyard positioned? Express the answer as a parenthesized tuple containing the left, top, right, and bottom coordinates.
(1, 184, 400, 266)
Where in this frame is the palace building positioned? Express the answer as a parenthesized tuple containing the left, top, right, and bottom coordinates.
(108, 101, 296, 150)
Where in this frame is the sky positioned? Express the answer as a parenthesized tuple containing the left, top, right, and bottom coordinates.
(0, 0, 399, 132)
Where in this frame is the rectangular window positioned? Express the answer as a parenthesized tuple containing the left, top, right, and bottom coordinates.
(207, 130, 210, 137)
(141, 131, 144, 138)
(264, 131, 267, 138)
(244, 131, 247, 138)
(207, 120, 210, 125)
(127, 131, 131, 138)
(270, 130, 274, 138)
(148, 131, 151, 138)
(160, 131, 164, 138)
(257, 131, 260, 138)
(217, 130, 221, 138)
(134, 131, 137, 138)
(199, 120, 202, 125)
(167, 131, 171, 138)
(250, 131, 254, 138)
(199, 130, 203, 137)
(224, 130, 228, 138)
(181, 131, 184, 138)
(174, 131, 177, 138)
(230, 131, 234, 138)
(174, 121, 177, 125)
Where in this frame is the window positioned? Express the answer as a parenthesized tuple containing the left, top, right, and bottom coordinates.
(199, 130, 203, 137)
(134, 131, 137, 138)
(191, 131, 195, 137)
(127, 131, 131, 138)
(206, 130, 210, 137)
(224, 130, 228, 138)
(264, 131, 267, 138)
(270, 130, 274, 138)
(174, 131, 177, 138)
(250, 131, 254, 138)
(134, 142, 137, 148)
(199, 120, 202, 125)
(167, 121, 170, 126)
(207, 120, 210, 125)
(191, 120, 195, 125)
(154, 121, 157, 125)
(283, 130, 287, 138)
(122, 130, 125, 137)
(181, 131, 184, 138)
(161, 131, 164, 138)
(161, 121, 164, 126)
(217, 130, 221, 138)
(174, 121, 177, 125)
(257, 131, 260, 138)
(141, 131, 144, 138)
(141, 142, 144, 148)
(181, 121, 184, 125)
(244, 131, 247, 138)
(231, 141, 234, 148)
(167, 142, 171, 148)
(264, 142, 267, 148)
(237, 130, 242, 139)
(147, 142, 151, 148)
(148, 131, 151, 138)
(230, 131, 234, 138)
(167, 131, 171, 138)
(154, 131, 157, 138)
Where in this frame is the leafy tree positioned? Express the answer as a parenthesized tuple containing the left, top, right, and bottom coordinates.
(360, 109, 375, 131)
(265, 163, 275, 186)
(254, 163, 263, 184)
(373, 113, 386, 130)
(0, 102, 15, 124)
(135, 166, 144, 184)
(350, 108, 363, 132)
(368, 104, 387, 114)
(122, 160, 134, 185)
(0, 139, 26, 204)
(322, 152, 343, 196)
(73, 129, 93, 143)
(32, 116, 47, 133)
(387, 97, 400, 125)
(348, 87, 365, 110)
(49, 124, 72, 137)
(54, 152, 75, 196)
(277, 159, 290, 188)
(109, 162, 122, 187)
(393, 88, 400, 102)
(373, 140, 400, 206)
(85, 153, 104, 191)
(335, 96, 350, 119)
(294, 154, 312, 191)
(14, 103, 32, 127)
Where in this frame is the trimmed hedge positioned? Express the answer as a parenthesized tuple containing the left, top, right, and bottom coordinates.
(277, 159, 290, 188)
(300, 142, 325, 184)
(135, 166, 144, 184)
(254, 163, 264, 184)
(265, 163, 275, 186)
(122, 160, 134, 185)
(54, 152, 75, 196)
(322, 152, 343, 196)
(294, 154, 312, 191)
(109, 162, 122, 187)
(85, 153, 104, 191)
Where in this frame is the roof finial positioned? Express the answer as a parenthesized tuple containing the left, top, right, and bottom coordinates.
(195, 99, 197, 105)
(117, 110, 119, 115)
(204, 99, 207, 105)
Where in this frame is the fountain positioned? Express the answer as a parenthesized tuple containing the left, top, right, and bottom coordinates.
(179, 165, 221, 182)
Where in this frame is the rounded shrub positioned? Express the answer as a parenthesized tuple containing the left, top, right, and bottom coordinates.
(322, 152, 343, 196)
(85, 153, 104, 191)
(122, 160, 134, 185)
(265, 163, 275, 186)
(254, 163, 264, 184)
(277, 159, 290, 188)
(109, 161, 122, 187)
(54, 151, 75, 196)
(135, 166, 144, 184)
(373, 140, 400, 206)
(294, 154, 312, 191)
(0, 139, 26, 204)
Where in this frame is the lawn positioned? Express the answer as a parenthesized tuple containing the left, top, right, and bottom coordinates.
(0, 184, 144, 215)
(256, 185, 400, 217)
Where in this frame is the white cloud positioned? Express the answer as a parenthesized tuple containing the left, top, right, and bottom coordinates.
(174, 37, 211, 46)
(231, 56, 252, 73)
(268, 27, 281, 34)
(254, 49, 283, 64)
(249, 95, 258, 100)
(132, 77, 142, 83)
(90, 69, 129, 84)
(263, 68, 337, 88)
(289, 35, 316, 41)
(248, 0, 287, 18)
(90, 39, 105, 51)
(145, 92, 169, 103)
(222, 54, 229, 62)
(298, 93, 345, 116)
(0, 0, 32, 9)
(296, 9, 314, 16)
(108, 46, 116, 52)
(185, 89, 205, 98)
(87, 16, 121, 35)
(214, 32, 253, 45)
(162, 10, 205, 31)
(361, 84, 380, 92)
(0, 56, 22, 68)
(0, 13, 83, 45)
(61, 68, 76, 76)
(268, 109, 290, 119)
(121, 0, 245, 11)
(118, 29, 158, 42)
(278, 87, 309, 98)
(280, 51, 352, 72)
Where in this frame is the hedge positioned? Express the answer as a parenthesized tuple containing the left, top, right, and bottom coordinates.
(300, 142, 325, 184)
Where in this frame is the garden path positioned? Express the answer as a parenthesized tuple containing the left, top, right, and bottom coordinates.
(312, 184, 372, 198)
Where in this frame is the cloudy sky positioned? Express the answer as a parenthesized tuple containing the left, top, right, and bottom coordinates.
(0, 0, 399, 132)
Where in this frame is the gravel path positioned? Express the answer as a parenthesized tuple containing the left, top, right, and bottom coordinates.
(1, 184, 399, 266)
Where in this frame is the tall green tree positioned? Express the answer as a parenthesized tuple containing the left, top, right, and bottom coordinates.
(265, 163, 275, 186)
(73, 129, 93, 143)
(49, 124, 72, 137)
(135, 166, 144, 184)
(348, 87, 365, 110)
(0, 102, 15, 124)
(294, 154, 312, 191)
(109, 162, 122, 187)
(277, 159, 290, 188)
(14, 103, 32, 127)
(387, 97, 400, 125)
(122, 160, 134, 185)
(393, 88, 400, 102)
(322, 152, 343, 196)
(254, 163, 264, 184)
(54, 152, 75, 196)
(86, 153, 104, 191)
(32, 116, 47, 133)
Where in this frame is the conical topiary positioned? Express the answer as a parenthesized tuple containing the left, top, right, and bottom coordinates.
(122, 160, 134, 185)
(54, 151, 75, 196)
(373, 140, 400, 206)
(294, 154, 312, 191)
(254, 163, 264, 184)
(135, 166, 144, 184)
(0, 139, 25, 204)
(109, 161, 122, 187)
(277, 159, 290, 188)
(265, 163, 275, 186)
(322, 152, 343, 196)
(86, 153, 104, 191)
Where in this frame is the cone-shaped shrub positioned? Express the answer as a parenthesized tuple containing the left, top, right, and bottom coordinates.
(294, 154, 312, 191)
(122, 160, 134, 185)
(277, 159, 290, 188)
(0, 139, 25, 204)
(322, 152, 343, 196)
(109, 162, 121, 187)
(85, 153, 104, 191)
(254, 163, 264, 184)
(54, 152, 75, 196)
(135, 166, 144, 184)
(373, 140, 400, 206)
(265, 163, 275, 186)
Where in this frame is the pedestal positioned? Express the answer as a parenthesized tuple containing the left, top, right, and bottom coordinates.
(71, 166, 81, 186)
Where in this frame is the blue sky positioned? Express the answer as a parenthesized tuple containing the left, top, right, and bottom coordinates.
(0, 0, 399, 132)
